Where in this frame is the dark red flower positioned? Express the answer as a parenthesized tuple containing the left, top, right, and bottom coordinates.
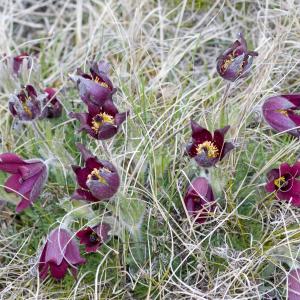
(8, 85, 44, 121)
(262, 94, 300, 137)
(71, 143, 120, 202)
(76, 223, 110, 253)
(265, 162, 300, 206)
(288, 268, 300, 300)
(41, 88, 63, 119)
(186, 120, 234, 168)
(184, 177, 215, 223)
(216, 33, 258, 82)
(38, 227, 86, 280)
(12, 52, 31, 75)
(70, 60, 114, 109)
(0, 153, 48, 212)
(70, 100, 128, 140)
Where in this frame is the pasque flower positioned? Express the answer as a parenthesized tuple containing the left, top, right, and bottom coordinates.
(38, 227, 86, 280)
(0, 153, 48, 212)
(186, 120, 234, 168)
(70, 100, 128, 140)
(184, 177, 215, 223)
(12, 52, 31, 75)
(8, 85, 45, 121)
(70, 60, 114, 109)
(76, 223, 110, 253)
(41, 88, 63, 119)
(265, 162, 300, 206)
(262, 94, 300, 137)
(288, 268, 300, 300)
(72, 143, 120, 202)
(216, 33, 258, 81)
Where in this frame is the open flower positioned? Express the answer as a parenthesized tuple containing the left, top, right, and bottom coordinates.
(0, 153, 48, 212)
(70, 100, 128, 140)
(288, 268, 300, 300)
(76, 223, 110, 253)
(41, 88, 63, 119)
(38, 227, 86, 280)
(70, 60, 114, 108)
(186, 120, 234, 168)
(216, 33, 258, 82)
(265, 162, 300, 206)
(72, 143, 120, 202)
(8, 85, 45, 121)
(184, 177, 215, 223)
(262, 94, 300, 137)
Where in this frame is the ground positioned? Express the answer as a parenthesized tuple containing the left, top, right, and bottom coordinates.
(0, 0, 300, 299)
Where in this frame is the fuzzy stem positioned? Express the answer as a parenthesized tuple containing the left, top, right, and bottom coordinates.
(219, 82, 231, 128)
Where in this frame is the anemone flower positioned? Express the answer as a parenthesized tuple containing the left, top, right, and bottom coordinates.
(41, 88, 63, 119)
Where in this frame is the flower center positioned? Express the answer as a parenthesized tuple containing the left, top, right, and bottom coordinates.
(94, 76, 109, 88)
(87, 167, 111, 184)
(221, 54, 234, 73)
(196, 141, 219, 159)
(89, 232, 100, 243)
(91, 112, 114, 132)
(276, 109, 288, 117)
(274, 176, 286, 188)
(20, 94, 32, 117)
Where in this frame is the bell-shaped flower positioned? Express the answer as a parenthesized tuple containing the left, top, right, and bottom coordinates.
(70, 60, 114, 108)
(76, 223, 110, 253)
(186, 120, 234, 168)
(262, 94, 300, 137)
(8, 85, 45, 121)
(40, 88, 63, 119)
(184, 177, 215, 223)
(38, 227, 86, 280)
(216, 33, 258, 81)
(71, 143, 120, 202)
(0, 153, 48, 212)
(12, 52, 31, 75)
(265, 162, 300, 206)
(70, 100, 128, 140)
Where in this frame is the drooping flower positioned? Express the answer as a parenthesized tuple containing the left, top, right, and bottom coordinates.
(8, 85, 45, 121)
(40, 88, 63, 119)
(186, 120, 234, 168)
(184, 177, 215, 223)
(216, 33, 258, 82)
(12, 52, 31, 75)
(76, 223, 110, 253)
(70, 60, 114, 109)
(71, 143, 120, 202)
(265, 162, 300, 206)
(262, 94, 300, 137)
(0, 153, 48, 212)
(70, 100, 128, 140)
(38, 227, 86, 280)
(288, 268, 300, 300)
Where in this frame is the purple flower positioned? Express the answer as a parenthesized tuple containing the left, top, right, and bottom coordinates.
(76, 223, 110, 253)
(186, 120, 234, 168)
(38, 227, 86, 280)
(8, 85, 44, 121)
(71, 60, 114, 109)
(265, 162, 300, 206)
(184, 177, 215, 223)
(70, 100, 128, 140)
(288, 268, 300, 300)
(12, 52, 31, 75)
(216, 33, 258, 81)
(71, 143, 120, 202)
(0, 153, 48, 212)
(262, 94, 300, 137)
(41, 88, 63, 119)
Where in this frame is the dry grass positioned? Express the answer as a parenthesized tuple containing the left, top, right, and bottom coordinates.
(1, 0, 300, 299)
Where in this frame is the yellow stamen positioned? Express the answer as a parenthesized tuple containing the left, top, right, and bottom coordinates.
(196, 141, 219, 159)
(91, 112, 114, 132)
(274, 176, 286, 188)
(221, 53, 234, 73)
(21, 96, 32, 117)
(94, 76, 109, 88)
(87, 167, 111, 184)
(276, 109, 288, 117)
